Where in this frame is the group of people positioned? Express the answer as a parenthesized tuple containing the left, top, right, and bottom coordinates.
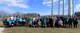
(2, 16, 78, 28)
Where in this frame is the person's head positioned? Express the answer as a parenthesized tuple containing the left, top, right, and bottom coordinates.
(9, 17, 11, 20)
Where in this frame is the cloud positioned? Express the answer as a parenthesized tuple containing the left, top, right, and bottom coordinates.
(60, 0, 66, 4)
(42, 0, 58, 6)
(42, 0, 67, 7)
(0, 0, 29, 8)
(0, 7, 16, 13)
(8, 3, 29, 8)
(75, 4, 80, 12)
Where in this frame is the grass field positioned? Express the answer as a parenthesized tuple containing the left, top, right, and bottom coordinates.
(0, 20, 80, 33)
(0, 21, 3, 27)
(3, 27, 80, 33)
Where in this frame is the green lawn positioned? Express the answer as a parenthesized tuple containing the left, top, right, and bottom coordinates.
(0, 21, 3, 27)
(3, 27, 80, 33)
(2, 20, 80, 33)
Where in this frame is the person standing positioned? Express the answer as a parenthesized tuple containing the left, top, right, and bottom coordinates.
(22, 16, 26, 26)
(6, 16, 11, 27)
(73, 16, 78, 28)
(46, 17, 49, 27)
(32, 17, 38, 27)
(68, 17, 73, 28)
(2, 18, 7, 28)
(9, 18, 15, 27)
(55, 17, 60, 28)
(40, 17, 47, 28)
(64, 17, 68, 28)
(51, 17, 56, 27)
(43, 17, 47, 28)
(40, 17, 44, 27)
(38, 19, 41, 27)
(28, 17, 33, 27)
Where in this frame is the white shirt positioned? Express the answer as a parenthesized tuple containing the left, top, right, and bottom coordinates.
(58, 20, 63, 25)
(10, 16, 14, 20)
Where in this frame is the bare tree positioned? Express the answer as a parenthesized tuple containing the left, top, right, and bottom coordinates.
(12, 12, 23, 16)
(0, 11, 9, 18)
(24, 13, 40, 17)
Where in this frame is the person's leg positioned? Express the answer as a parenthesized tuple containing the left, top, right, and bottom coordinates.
(20, 22, 22, 26)
(4, 22, 7, 28)
(75, 24, 78, 28)
(64, 22, 66, 27)
(29, 22, 31, 27)
(30, 22, 33, 27)
(49, 22, 51, 27)
(64, 22, 66, 28)
(71, 23, 72, 28)
(17, 21, 19, 26)
(44, 22, 47, 27)
(55, 22, 57, 28)
(22, 21, 23, 26)
(56, 22, 58, 28)
(18, 22, 20, 26)
(38, 21, 41, 27)
(23, 22, 26, 26)
(43, 22, 44, 27)
(3, 22, 5, 28)
(16, 21, 18, 26)
(26, 21, 28, 27)
(7, 22, 10, 27)
(66, 22, 68, 28)
(70, 23, 72, 28)
(23, 22, 25, 26)
(41, 22, 43, 27)
(74, 22, 77, 28)
(48, 22, 50, 27)
(37, 22, 39, 27)
(76, 22, 78, 28)
(63, 22, 65, 27)
(69, 24, 70, 28)
(69, 22, 72, 28)
(73, 23, 75, 28)
(46, 22, 48, 27)
(34, 22, 36, 27)
(27, 21, 29, 27)
(21, 22, 23, 26)
(52, 22, 55, 27)
(11, 22, 14, 27)
(14, 21, 17, 26)
(36, 22, 38, 27)
(76, 24, 77, 28)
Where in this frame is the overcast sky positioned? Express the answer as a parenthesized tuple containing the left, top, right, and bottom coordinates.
(0, 0, 80, 15)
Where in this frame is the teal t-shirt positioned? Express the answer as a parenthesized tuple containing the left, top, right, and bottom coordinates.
(9, 20, 15, 24)
(2, 18, 7, 23)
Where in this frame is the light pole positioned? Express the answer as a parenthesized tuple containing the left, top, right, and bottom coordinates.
(58, 0, 60, 16)
(51, 0, 53, 16)
(63, 0, 65, 17)
(72, 0, 74, 17)
(68, 0, 71, 17)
